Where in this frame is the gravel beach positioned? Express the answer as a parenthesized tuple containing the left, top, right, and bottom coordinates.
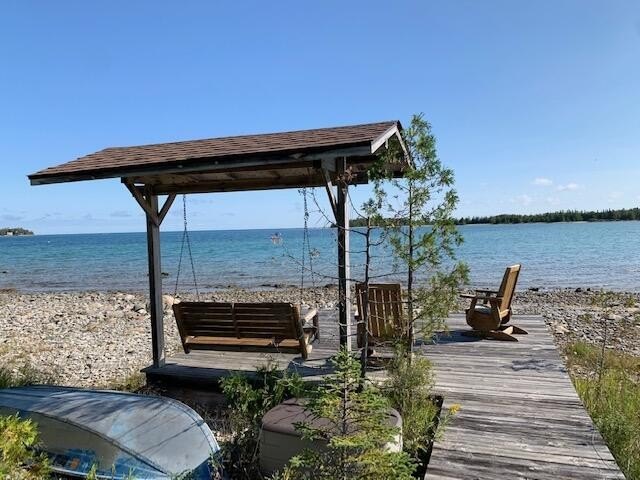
(1, 287, 638, 387)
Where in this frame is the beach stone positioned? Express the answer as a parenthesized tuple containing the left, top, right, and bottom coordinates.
(1, 287, 638, 389)
(162, 294, 176, 309)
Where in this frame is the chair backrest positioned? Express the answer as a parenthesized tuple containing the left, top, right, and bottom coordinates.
(173, 301, 301, 341)
(356, 283, 405, 339)
(497, 264, 521, 311)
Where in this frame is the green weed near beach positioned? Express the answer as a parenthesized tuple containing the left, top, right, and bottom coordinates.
(566, 342, 640, 479)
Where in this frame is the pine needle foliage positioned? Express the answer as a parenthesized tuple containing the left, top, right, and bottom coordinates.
(372, 113, 468, 348)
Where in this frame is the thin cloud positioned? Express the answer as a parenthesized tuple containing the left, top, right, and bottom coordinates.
(608, 191, 623, 202)
(556, 182, 579, 192)
(515, 194, 532, 206)
(110, 210, 133, 218)
(0, 213, 24, 222)
(532, 177, 553, 186)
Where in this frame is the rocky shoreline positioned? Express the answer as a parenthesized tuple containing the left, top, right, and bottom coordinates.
(0, 287, 638, 387)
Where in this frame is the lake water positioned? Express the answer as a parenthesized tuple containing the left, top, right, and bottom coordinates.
(1, 222, 639, 292)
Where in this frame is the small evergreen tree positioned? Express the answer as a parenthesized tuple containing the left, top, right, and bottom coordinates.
(276, 348, 414, 480)
(373, 114, 468, 349)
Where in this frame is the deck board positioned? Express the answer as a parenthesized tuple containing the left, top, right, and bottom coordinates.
(143, 312, 624, 479)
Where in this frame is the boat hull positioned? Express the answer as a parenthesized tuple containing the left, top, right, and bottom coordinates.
(0, 386, 220, 479)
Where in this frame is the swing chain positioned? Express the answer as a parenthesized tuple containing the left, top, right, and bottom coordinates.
(174, 194, 200, 300)
(299, 188, 316, 307)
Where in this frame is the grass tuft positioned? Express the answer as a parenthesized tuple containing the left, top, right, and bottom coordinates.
(0, 365, 52, 389)
(565, 342, 640, 479)
(108, 372, 146, 392)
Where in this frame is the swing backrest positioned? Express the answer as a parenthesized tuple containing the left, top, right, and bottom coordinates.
(173, 302, 235, 339)
(172, 301, 304, 353)
(233, 303, 301, 340)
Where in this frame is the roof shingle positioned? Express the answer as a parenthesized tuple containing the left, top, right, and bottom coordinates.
(29, 121, 400, 184)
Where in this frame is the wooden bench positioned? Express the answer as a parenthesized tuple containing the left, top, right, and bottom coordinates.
(172, 302, 319, 359)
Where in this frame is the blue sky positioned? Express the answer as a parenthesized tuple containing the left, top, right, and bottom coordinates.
(1, 1, 639, 234)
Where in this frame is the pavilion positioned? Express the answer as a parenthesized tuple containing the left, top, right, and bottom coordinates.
(29, 121, 408, 369)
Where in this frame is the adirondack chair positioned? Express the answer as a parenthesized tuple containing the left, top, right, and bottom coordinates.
(355, 283, 408, 348)
(172, 302, 319, 359)
(460, 264, 527, 341)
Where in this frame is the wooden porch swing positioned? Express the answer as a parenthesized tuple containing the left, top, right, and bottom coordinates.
(170, 193, 319, 359)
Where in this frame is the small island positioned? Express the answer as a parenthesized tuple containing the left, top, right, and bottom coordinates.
(0, 227, 34, 236)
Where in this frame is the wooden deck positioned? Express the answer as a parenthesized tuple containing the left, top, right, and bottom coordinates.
(144, 311, 624, 479)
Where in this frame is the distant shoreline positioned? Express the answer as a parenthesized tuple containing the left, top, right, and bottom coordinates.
(349, 207, 640, 227)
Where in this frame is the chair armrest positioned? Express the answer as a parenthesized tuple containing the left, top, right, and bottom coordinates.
(475, 289, 499, 295)
(460, 293, 496, 301)
(301, 308, 319, 341)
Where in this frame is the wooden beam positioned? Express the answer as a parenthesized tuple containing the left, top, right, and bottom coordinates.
(157, 194, 176, 225)
(124, 180, 158, 225)
(336, 157, 352, 350)
(145, 188, 165, 368)
(322, 168, 338, 221)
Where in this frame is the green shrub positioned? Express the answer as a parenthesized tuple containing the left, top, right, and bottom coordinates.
(108, 372, 146, 392)
(382, 345, 459, 476)
(277, 348, 415, 480)
(219, 360, 309, 479)
(0, 414, 50, 479)
(383, 347, 438, 460)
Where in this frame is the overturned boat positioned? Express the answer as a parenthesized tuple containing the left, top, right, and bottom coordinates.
(0, 385, 221, 479)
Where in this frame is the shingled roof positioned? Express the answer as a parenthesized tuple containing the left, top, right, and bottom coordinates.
(29, 121, 404, 189)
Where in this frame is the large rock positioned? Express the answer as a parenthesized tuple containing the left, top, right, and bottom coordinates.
(163, 294, 176, 310)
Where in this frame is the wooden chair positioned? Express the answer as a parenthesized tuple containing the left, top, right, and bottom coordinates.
(355, 283, 407, 348)
(172, 302, 319, 359)
(460, 264, 527, 341)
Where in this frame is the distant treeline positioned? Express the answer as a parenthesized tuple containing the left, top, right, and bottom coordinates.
(0, 227, 34, 236)
(349, 208, 640, 227)
(457, 208, 640, 225)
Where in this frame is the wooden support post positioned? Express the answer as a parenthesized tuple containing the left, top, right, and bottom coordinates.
(145, 189, 165, 367)
(336, 157, 352, 350)
(124, 180, 175, 369)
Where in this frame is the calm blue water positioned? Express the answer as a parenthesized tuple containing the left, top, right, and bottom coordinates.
(0, 222, 639, 292)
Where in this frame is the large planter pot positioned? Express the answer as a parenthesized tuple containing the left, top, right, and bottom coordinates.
(259, 398, 402, 476)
